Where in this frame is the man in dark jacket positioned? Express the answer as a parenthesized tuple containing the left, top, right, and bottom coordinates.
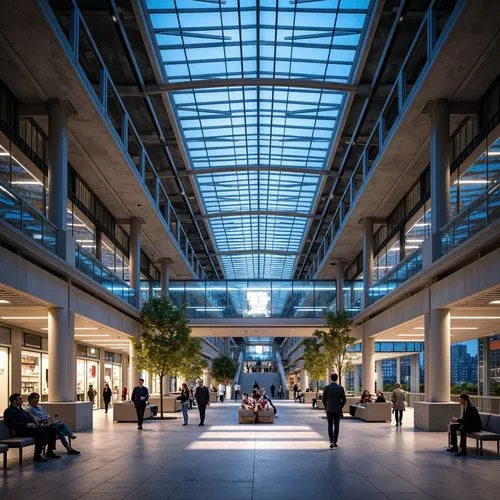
(322, 373, 347, 449)
(194, 379, 210, 426)
(447, 393, 482, 456)
(131, 378, 149, 430)
(3, 393, 58, 462)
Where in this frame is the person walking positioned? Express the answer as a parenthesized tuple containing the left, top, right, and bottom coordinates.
(277, 384, 283, 399)
(391, 383, 406, 426)
(322, 373, 346, 449)
(253, 380, 260, 391)
(102, 383, 112, 414)
(131, 378, 149, 430)
(270, 383, 276, 398)
(87, 384, 97, 406)
(218, 383, 225, 403)
(121, 386, 128, 401)
(195, 379, 210, 426)
(234, 382, 241, 401)
(293, 382, 299, 401)
(177, 383, 190, 426)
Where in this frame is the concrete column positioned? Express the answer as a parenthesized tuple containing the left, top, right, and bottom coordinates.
(67, 311, 75, 400)
(353, 365, 360, 395)
(160, 258, 171, 298)
(128, 337, 141, 393)
(48, 100, 69, 259)
(48, 307, 74, 401)
(99, 348, 105, 410)
(411, 353, 420, 393)
(396, 357, 401, 384)
(430, 99, 450, 261)
(335, 260, 345, 313)
(482, 337, 491, 396)
(426, 309, 451, 402)
(362, 218, 374, 308)
(10, 327, 22, 396)
(362, 337, 375, 394)
(129, 218, 142, 306)
(375, 360, 383, 392)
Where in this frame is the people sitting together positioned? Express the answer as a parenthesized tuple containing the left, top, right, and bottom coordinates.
(240, 389, 277, 417)
(3, 392, 80, 463)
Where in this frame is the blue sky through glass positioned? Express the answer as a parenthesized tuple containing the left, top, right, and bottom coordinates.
(145, 0, 372, 278)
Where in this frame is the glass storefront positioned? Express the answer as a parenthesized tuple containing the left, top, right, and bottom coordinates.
(76, 345, 100, 408)
(0, 346, 9, 408)
(104, 364, 122, 402)
(21, 350, 49, 401)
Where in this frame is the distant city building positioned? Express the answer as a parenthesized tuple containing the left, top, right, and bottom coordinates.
(451, 344, 478, 385)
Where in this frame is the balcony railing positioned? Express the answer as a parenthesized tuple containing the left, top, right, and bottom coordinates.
(441, 183, 500, 255)
(42, 0, 206, 280)
(367, 248, 423, 306)
(75, 244, 137, 307)
(169, 280, 336, 319)
(0, 180, 57, 253)
(307, 0, 462, 280)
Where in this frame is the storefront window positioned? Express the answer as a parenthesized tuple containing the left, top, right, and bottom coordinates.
(0, 346, 9, 407)
(104, 362, 122, 401)
(21, 351, 41, 399)
(76, 359, 85, 401)
(76, 357, 100, 407)
(41, 353, 49, 401)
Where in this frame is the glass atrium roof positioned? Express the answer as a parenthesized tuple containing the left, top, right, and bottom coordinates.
(145, 0, 373, 279)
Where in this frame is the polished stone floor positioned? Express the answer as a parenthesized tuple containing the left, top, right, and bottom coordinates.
(1, 401, 499, 500)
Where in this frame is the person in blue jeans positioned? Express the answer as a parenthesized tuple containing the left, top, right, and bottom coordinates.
(177, 383, 190, 426)
(27, 392, 80, 455)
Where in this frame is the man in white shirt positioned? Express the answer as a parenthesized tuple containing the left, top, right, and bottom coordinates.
(234, 383, 241, 401)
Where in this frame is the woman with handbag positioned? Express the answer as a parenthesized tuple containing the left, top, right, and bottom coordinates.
(177, 383, 191, 426)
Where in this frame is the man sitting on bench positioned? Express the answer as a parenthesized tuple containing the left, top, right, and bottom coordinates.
(3, 393, 59, 462)
(447, 393, 482, 457)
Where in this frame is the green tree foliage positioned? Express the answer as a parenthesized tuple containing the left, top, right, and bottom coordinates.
(211, 355, 237, 385)
(451, 382, 478, 395)
(302, 337, 329, 395)
(312, 311, 356, 385)
(134, 297, 199, 418)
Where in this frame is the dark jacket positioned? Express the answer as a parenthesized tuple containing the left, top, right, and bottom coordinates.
(195, 385, 210, 405)
(103, 387, 112, 402)
(177, 388, 190, 404)
(131, 386, 149, 407)
(322, 382, 346, 413)
(459, 403, 482, 431)
(3, 405, 35, 433)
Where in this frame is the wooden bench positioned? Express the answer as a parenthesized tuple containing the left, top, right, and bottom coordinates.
(238, 409, 255, 424)
(467, 413, 500, 456)
(256, 410, 274, 424)
(0, 419, 36, 465)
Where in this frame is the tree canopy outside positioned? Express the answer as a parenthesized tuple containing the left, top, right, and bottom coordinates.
(134, 297, 201, 418)
(211, 355, 237, 385)
(312, 311, 356, 385)
(302, 337, 329, 395)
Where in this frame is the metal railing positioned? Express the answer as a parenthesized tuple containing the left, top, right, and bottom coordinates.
(306, 0, 463, 280)
(276, 351, 287, 391)
(0, 180, 57, 254)
(441, 183, 500, 255)
(42, 0, 206, 280)
(234, 351, 244, 385)
(75, 244, 137, 307)
(367, 248, 423, 306)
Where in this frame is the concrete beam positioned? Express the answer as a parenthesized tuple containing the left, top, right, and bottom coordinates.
(421, 100, 479, 117)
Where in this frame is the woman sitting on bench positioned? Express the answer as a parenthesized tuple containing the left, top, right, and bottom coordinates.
(27, 393, 80, 455)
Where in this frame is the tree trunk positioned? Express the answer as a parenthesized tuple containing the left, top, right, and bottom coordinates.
(160, 375, 164, 419)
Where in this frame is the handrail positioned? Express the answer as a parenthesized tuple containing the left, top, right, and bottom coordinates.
(275, 351, 287, 391)
(234, 351, 244, 385)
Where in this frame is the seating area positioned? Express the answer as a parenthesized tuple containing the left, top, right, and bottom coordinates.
(238, 409, 274, 424)
(466, 413, 500, 456)
(0, 419, 36, 466)
(148, 396, 181, 413)
(112, 402, 156, 423)
(354, 402, 392, 422)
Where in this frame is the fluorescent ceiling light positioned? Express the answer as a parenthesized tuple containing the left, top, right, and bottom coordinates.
(451, 316, 500, 320)
(11, 181, 43, 185)
(406, 239, 424, 243)
(405, 245, 420, 250)
(489, 300, 500, 304)
(413, 326, 478, 330)
(1, 316, 47, 320)
(414, 223, 430, 227)
(74, 327, 99, 331)
(74, 334, 110, 338)
(0, 300, 11, 304)
(76, 239, 95, 243)
(453, 179, 488, 185)
(397, 334, 424, 337)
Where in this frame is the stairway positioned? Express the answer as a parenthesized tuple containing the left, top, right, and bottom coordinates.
(239, 372, 282, 396)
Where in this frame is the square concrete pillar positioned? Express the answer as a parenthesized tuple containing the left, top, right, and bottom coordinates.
(43, 401, 93, 431)
(414, 401, 460, 431)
